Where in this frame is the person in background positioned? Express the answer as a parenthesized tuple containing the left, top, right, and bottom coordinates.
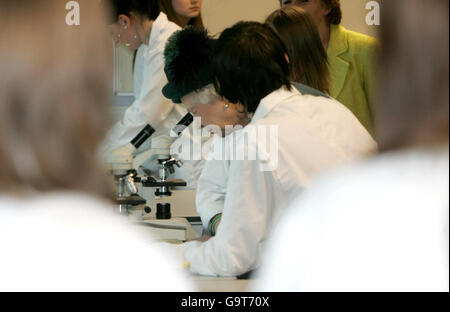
(0, 0, 192, 292)
(130, 0, 204, 81)
(162, 27, 248, 135)
(256, 0, 449, 292)
(160, 0, 204, 28)
(280, 0, 378, 136)
(266, 6, 330, 95)
(194, 5, 339, 240)
(162, 24, 377, 277)
(162, 27, 250, 238)
(135, 1, 203, 66)
(103, 0, 204, 187)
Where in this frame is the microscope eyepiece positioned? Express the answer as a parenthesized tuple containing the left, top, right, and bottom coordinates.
(131, 124, 156, 149)
(172, 113, 194, 136)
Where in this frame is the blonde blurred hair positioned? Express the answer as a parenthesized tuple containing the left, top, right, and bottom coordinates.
(0, 0, 114, 198)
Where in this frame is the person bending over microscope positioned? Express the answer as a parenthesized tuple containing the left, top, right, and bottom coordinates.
(161, 24, 377, 277)
(102, 0, 207, 188)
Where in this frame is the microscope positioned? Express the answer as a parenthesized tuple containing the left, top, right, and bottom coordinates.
(106, 114, 198, 241)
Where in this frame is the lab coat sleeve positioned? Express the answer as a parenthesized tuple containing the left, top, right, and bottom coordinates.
(102, 49, 175, 154)
(195, 159, 228, 230)
(182, 151, 274, 277)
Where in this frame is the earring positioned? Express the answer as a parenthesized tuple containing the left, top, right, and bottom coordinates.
(223, 103, 229, 111)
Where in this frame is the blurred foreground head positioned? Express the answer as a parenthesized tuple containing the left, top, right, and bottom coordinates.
(0, 0, 113, 198)
(377, 0, 449, 151)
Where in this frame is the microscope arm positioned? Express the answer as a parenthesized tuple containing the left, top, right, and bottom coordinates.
(107, 113, 194, 173)
(132, 113, 194, 170)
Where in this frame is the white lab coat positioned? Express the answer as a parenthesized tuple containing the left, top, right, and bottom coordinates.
(102, 13, 205, 187)
(195, 135, 231, 230)
(0, 192, 193, 291)
(180, 86, 378, 277)
(254, 146, 449, 291)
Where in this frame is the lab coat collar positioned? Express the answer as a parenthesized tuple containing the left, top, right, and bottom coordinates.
(148, 12, 169, 48)
(251, 87, 299, 124)
(142, 12, 171, 60)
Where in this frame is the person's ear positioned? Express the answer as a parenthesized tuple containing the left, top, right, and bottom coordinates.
(118, 14, 131, 29)
(233, 102, 247, 114)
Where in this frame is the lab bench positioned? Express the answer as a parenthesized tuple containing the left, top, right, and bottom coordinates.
(191, 276, 253, 292)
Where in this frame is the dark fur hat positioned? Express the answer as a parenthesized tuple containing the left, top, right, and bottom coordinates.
(162, 26, 216, 103)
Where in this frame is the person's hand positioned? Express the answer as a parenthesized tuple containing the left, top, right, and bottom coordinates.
(154, 242, 187, 271)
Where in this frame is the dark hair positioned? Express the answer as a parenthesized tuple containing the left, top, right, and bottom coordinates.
(320, 0, 342, 25)
(266, 7, 329, 93)
(213, 22, 291, 114)
(377, 0, 449, 151)
(105, 0, 160, 23)
(278, 0, 342, 25)
(158, 0, 203, 27)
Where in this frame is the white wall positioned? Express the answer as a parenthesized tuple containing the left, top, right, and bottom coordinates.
(202, 0, 279, 36)
(340, 0, 379, 37)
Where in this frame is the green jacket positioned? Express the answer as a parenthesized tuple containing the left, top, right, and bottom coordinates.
(328, 24, 379, 136)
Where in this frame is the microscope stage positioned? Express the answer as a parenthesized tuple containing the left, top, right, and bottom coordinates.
(133, 218, 197, 242)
